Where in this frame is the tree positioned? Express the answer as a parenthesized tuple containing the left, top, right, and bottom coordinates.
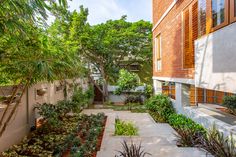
(0, 1, 86, 136)
(70, 15, 152, 101)
(114, 69, 140, 95)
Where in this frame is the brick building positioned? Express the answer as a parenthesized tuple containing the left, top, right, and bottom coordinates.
(153, 0, 236, 108)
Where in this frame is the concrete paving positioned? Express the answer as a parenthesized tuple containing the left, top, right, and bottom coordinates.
(82, 109, 212, 157)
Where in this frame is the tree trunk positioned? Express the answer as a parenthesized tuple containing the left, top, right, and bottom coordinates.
(0, 81, 29, 137)
(100, 66, 109, 102)
(0, 83, 22, 126)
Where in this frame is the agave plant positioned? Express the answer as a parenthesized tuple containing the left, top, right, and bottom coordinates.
(115, 140, 151, 157)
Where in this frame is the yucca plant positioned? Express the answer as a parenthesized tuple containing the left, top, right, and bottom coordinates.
(197, 126, 236, 157)
(115, 140, 151, 157)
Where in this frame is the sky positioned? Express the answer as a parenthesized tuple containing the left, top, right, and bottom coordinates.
(67, 0, 152, 25)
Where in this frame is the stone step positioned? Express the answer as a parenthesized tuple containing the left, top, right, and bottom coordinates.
(100, 136, 178, 151)
(97, 147, 210, 157)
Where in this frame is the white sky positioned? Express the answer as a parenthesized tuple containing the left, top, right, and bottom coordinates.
(67, 0, 152, 25)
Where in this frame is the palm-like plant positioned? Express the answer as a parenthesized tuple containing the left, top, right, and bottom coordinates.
(0, 4, 88, 136)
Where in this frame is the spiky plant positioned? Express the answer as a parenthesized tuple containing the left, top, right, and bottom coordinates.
(197, 125, 236, 157)
(175, 128, 204, 147)
(115, 140, 151, 157)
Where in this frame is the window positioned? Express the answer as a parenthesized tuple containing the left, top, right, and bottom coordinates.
(183, 0, 198, 69)
(198, 0, 207, 36)
(210, 0, 229, 30)
(154, 35, 161, 71)
(230, 0, 236, 22)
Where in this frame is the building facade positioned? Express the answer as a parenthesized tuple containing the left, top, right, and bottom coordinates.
(153, 0, 236, 134)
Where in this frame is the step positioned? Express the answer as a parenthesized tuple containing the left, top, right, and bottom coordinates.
(97, 147, 210, 157)
(100, 136, 178, 151)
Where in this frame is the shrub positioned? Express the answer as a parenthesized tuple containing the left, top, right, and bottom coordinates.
(125, 95, 143, 105)
(143, 84, 153, 99)
(168, 114, 205, 133)
(223, 95, 236, 114)
(115, 140, 151, 157)
(35, 103, 60, 127)
(115, 118, 138, 136)
(57, 100, 81, 115)
(197, 125, 236, 157)
(145, 94, 175, 121)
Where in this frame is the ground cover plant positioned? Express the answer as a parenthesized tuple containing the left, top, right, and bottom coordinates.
(2, 105, 106, 157)
(115, 118, 138, 136)
(115, 140, 151, 157)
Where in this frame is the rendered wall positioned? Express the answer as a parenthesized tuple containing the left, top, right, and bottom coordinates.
(0, 78, 87, 152)
(195, 22, 236, 93)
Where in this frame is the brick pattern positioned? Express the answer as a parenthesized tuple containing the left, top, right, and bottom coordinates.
(153, 0, 173, 25)
(153, 0, 195, 79)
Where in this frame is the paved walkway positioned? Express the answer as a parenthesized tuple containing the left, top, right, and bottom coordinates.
(82, 109, 211, 157)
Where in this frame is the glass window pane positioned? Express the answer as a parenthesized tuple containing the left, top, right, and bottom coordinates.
(235, 0, 236, 17)
(212, 0, 225, 27)
(198, 0, 206, 36)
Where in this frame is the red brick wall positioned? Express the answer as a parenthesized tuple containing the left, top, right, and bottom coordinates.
(153, 0, 195, 79)
(153, 0, 173, 24)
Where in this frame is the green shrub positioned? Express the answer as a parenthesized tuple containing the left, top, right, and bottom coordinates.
(115, 118, 138, 136)
(57, 100, 81, 115)
(223, 95, 236, 114)
(168, 114, 205, 133)
(35, 103, 60, 127)
(125, 95, 143, 105)
(145, 94, 175, 121)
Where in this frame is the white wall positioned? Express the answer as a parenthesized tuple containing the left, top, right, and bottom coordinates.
(195, 22, 236, 93)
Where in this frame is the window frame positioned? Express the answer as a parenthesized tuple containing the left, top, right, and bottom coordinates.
(230, 0, 236, 23)
(207, 0, 229, 32)
(154, 35, 162, 72)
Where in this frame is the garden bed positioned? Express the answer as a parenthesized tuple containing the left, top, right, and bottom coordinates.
(2, 113, 107, 157)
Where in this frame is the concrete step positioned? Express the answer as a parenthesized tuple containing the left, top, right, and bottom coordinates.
(100, 136, 178, 151)
(97, 147, 210, 157)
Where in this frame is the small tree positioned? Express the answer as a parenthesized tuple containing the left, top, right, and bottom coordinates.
(114, 69, 140, 107)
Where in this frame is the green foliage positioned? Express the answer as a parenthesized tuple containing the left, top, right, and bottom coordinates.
(168, 114, 205, 133)
(84, 85, 95, 101)
(115, 118, 138, 136)
(197, 126, 236, 157)
(145, 94, 175, 122)
(35, 103, 60, 127)
(223, 95, 236, 114)
(72, 86, 93, 108)
(115, 140, 151, 157)
(3, 113, 106, 157)
(125, 95, 143, 105)
(115, 69, 140, 95)
(143, 84, 153, 98)
(174, 127, 204, 147)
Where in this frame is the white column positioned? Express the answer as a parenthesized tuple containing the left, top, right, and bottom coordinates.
(153, 80, 162, 95)
(175, 83, 190, 114)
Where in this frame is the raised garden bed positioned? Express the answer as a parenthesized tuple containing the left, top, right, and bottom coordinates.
(2, 113, 107, 157)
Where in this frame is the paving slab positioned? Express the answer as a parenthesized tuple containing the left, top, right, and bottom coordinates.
(82, 109, 211, 157)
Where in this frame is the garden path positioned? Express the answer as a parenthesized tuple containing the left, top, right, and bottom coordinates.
(82, 109, 212, 157)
